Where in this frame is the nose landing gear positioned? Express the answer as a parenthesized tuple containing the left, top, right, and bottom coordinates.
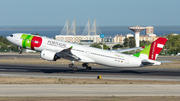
(18, 47, 22, 54)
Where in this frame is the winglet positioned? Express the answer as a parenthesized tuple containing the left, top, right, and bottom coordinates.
(68, 46, 73, 50)
(141, 45, 148, 49)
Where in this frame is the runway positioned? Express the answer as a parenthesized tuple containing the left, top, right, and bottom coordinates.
(0, 53, 40, 59)
(0, 53, 179, 60)
(1, 84, 180, 96)
(0, 63, 180, 81)
(0, 54, 180, 81)
(0, 54, 180, 97)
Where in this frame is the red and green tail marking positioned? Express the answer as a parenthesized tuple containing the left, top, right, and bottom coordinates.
(133, 37, 167, 60)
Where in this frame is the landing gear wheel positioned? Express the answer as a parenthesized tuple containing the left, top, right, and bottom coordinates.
(68, 63, 73, 68)
(82, 64, 85, 67)
(18, 51, 22, 54)
(82, 63, 88, 67)
(18, 47, 22, 54)
(86, 66, 92, 70)
(73, 67, 78, 71)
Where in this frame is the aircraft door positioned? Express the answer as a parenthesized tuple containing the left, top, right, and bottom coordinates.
(42, 40, 46, 47)
(86, 50, 92, 57)
(42, 39, 46, 48)
(88, 50, 91, 55)
(125, 57, 129, 64)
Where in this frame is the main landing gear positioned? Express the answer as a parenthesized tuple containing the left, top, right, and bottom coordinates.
(68, 61, 78, 71)
(82, 63, 92, 70)
(68, 62, 92, 71)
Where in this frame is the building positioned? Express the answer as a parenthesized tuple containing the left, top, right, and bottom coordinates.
(104, 37, 114, 42)
(146, 26, 154, 35)
(114, 33, 159, 43)
(55, 35, 101, 43)
(129, 25, 146, 47)
(126, 33, 134, 38)
(114, 35, 125, 43)
(140, 34, 159, 42)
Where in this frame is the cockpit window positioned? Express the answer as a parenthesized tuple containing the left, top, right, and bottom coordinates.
(10, 35, 13, 37)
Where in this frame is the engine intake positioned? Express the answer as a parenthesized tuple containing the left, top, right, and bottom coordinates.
(41, 50, 59, 61)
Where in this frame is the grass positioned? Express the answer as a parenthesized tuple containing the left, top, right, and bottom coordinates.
(0, 58, 180, 69)
(0, 58, 99, 66)
(0, 54, 180, 84)
(0, 76, 180, 84)
(0, 96, 180, 101)
(0, 57, 180, 68)
(0, 55, 180, 99)
(150, 60, 180, 69)
(0, 53, 179, 68)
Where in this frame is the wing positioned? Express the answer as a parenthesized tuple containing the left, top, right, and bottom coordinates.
(111, 47, 143, 53)
(42, 46, 95, 63)
(44, 46, 80, 61)
(57, 46, 95, 62)
(56, 46, 81, 61)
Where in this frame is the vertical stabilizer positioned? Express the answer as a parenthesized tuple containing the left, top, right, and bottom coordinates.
(133, 37, 167, 60)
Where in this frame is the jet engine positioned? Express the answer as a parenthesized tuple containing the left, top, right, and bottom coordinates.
(40, 50, 59, 61)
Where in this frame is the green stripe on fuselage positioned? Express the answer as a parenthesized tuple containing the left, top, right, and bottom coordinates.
(21, 34, 34, 48)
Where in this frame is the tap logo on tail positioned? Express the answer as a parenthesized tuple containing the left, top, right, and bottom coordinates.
(133, 37, 167, 60)
(21, 34, 42, 50)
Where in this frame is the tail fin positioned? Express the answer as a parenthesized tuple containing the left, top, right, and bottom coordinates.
(133, 37, 168, 60)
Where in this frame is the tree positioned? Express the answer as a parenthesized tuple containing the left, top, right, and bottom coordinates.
(166, 33, 180, 54)
(3, 37, 11, 45)
(90, 43, 102, 49)
(123, 38, 129, 47)
(140, 40, 150, 47)
(90, 43, 109, 50)
(103, 44, 109, 50)
(31, 33, 39, 36)
(35, 33, 39, 35)
(0, 36, 4, 42)
(10, 45, 18, 52)
(112, 44, 123, 49)
(129, 37, 136, 48)
(0, 42, 4, 45)
(0, 44, 9, 52)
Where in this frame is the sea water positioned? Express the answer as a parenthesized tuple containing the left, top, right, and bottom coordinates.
(0, 26, 180, 38)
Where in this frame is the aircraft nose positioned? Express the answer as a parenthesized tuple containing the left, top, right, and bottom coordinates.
(6, 34, 14, 42)
(6, 36, 10, 41)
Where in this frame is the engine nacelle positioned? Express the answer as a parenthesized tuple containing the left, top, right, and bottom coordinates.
(41, 50, 59, 61)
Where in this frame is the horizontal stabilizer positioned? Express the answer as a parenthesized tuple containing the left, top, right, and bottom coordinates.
(141, 59, 161, 66)
(158, 61, 171, 63)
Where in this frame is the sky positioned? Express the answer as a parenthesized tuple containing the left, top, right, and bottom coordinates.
(0, 0, 180, 26)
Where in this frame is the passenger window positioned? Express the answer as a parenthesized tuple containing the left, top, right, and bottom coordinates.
(10, 35, 13, 37)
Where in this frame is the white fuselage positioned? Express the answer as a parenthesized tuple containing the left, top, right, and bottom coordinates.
(7, 33, 144, 68)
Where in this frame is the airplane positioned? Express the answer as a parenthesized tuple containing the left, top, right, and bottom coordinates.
(6, 33, 167, 71)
